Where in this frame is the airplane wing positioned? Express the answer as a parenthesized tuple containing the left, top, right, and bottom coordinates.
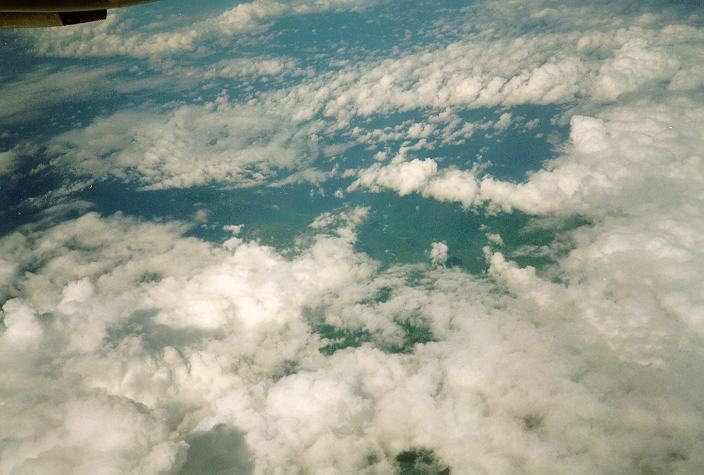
(0, 0, 156, 27)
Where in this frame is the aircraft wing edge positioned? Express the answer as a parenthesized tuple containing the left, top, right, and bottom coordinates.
(0, 9, 106, 27)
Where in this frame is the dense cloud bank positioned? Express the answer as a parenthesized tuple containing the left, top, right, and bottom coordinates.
(2, 0, 704, 473)
(2, 210, 704, 473)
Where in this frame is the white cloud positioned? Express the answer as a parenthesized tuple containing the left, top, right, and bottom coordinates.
(27, 0, 702, 195)
(1, 299, 43, 348)
(199, 56, 303, 80)
(26, 12, 200, 58)
(351, 97, 703, 221)
(241, 1, 702, 139)
(422, 168, 479, 208)
(0, 149, 17, 176)
(348, 97, 704, 361)
(26, 0, 384, 58)
(348, 150, 479, 208)
(350, 154, 438, 196)
(428, 242, 448, 266)
(592, 39, 681, 101)
(213, 0, 381, 36)
(47, 93, 318, 190)
(349, 112, 479, 151)
(477, 99, 704, 216)
(487, 233, 504, 246)
(0, 66, 120, 124)
(4, 0, 704, 473)
(2, 210, 704, 473)
(494, 112, 513, 132)
(265, 39, 589, 128)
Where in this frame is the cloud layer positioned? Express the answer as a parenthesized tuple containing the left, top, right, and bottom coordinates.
(47, 93, 317, 190)
(2, 209, 704, 473)
(25, 0, 384, 58)
(2, 0, 704, 473)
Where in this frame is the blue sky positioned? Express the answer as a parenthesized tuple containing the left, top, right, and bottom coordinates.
(1, 0, 704, 473)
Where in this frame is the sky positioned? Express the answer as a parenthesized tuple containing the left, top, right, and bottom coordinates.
(1, 0, 704, 473)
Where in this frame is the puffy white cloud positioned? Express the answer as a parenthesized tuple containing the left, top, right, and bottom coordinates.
(494, 112, 513, 132)
(592, 39, 681, 101)
(213, 0, 380, 36)
(264, 38, 590, 129)
(26, 0, 384, 58)
(348, 150, 479, 208)
(350, 154, 438, 196)
(199, 56, 303, 80)
(236, 0, 702, 140)
(5, 395, 186, 475)
(422, 168, 479, 208)
(46, 93, 318, 190)
(478, 99, 704, 216)
(23, 0, 702, 196)
(569, 115, 609, 153)
(2, 207, 704, 472)
(349, 111, 480, 152)
(1, 299, 43, 348)
(27, 14, 200, 58)
(428, 242, 448, 266)
(486, 233, 504, 246)
(4, 0, 704, 473)
(351, 97, 703, 222)
(350, 97, 704, 366)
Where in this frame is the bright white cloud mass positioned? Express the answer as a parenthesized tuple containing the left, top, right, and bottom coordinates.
(1, 0, 704, 473)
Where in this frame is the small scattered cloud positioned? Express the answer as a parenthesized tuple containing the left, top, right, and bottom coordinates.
(428, 241, 448, 266)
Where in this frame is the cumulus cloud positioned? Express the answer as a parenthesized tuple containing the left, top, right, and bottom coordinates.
(428, 241, 448, 266)
(198, 56, 304, 80)
(27, 0, 703, 194)
(493, 112, 513, 132)
(4, 0, 704, 473)
(348, 149, 479, 208)
(243, 0, 703, 137)
(27, 13, 200, 58)
(477, 99, 704, 216)
(2, 210, 704, 473)
(592, 39, 681, 101)
(349, 96, 704, 359)
(349, 77, 703, 222)
(349, 111, 480, 152)
(213, 0, 380, 35)
(46, 93, 318, 190)
(264, 38, 589, 129)
(26, 0, 384, 58)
